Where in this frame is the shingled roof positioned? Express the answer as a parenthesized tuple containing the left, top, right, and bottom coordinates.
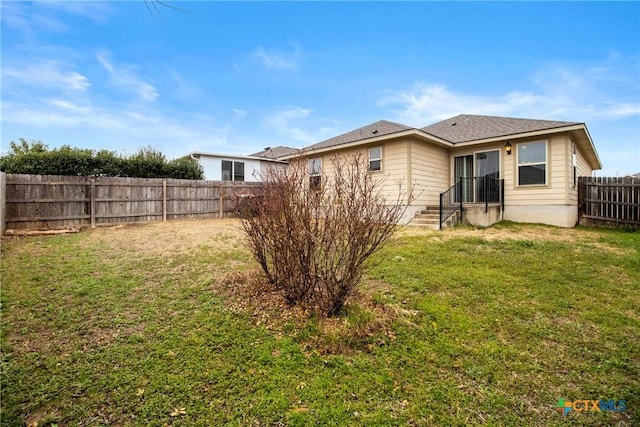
(303, 120, 414, 152)
(421, 114, 581, 143)
(250, 145, 299, 160)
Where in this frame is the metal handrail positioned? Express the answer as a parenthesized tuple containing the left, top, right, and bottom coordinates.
(439, 177, 505, 229)
(439, 180, 463, 229)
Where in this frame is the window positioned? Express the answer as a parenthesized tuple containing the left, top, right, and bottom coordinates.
(234, 161, 245, 182)
(308, 157, 322, 189)
(222, 160, 232, 181)
(221, 160, 245, 181)
(517, 142, 546, 186)
(369, 146, 382, 171)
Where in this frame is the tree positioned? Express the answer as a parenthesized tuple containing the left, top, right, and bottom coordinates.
(240, 152, 408, 316)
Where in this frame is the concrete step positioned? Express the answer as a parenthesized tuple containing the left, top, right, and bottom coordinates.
(411, 219, 439, 226)
(406, 222, 439, 229)
(415, 213, 439, 220)
(409, 207, 460, 230)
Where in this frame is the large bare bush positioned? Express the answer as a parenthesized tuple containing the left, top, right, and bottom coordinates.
(239, 153, 407, 316)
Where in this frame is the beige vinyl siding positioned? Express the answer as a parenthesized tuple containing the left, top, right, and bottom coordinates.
(568, 143, 593, 202)
(379, 140, 409, 202)
(316, 140, 409, 204)
(506, 135, 568, 206)
(409, 140, 449, 206)
(566, 137, 576, 203)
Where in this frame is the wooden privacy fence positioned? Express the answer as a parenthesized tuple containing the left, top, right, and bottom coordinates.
(578, 176, 640, 227)
(1, 173, 263, 231)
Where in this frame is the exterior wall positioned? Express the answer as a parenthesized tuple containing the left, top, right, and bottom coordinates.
(312, 138, 450, 224)
(449, 133, 594, 227)
(568, 138, 594, 203)
(410, 139, 450, 207)
(294, 129, 598, 228)
(501, 133, 593, 227)
(260, 161, 287, 177)
(379, 140, 410, 203)
(315, 140, 409, 205)
(504, 205, 577, 228)
(504, 134, 567, 206)
(197, 156, 263, 182)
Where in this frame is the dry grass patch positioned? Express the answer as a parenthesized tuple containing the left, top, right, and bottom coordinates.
(215, 269, 401, 356)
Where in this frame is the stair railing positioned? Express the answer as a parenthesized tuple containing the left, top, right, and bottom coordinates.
(439, 180, 463, 229)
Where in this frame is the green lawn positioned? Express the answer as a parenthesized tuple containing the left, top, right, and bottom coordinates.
(1, 220, 638, 426)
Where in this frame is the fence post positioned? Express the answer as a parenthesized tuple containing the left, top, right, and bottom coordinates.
(162, 180, 167, 222)
(0, 172, 6, 235)
(91, 177, 96, 228)
(219, 185, 224, 218)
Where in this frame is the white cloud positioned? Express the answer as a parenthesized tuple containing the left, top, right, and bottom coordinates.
(97, 53, 159, 102)
(39, 1, 113, 22)
(168, 69, 200, 100)
(0, 1, 112, 37)
(379, 62, 640, 125)
(265, 107, 317, 143)
(1, 97, 231, 158)
(250, 46, 301, 71)
(232, 108, 247, 120)
(43, 98, 91, 113)
(264, 107, 339, 144)
(2, 61, 90, 92)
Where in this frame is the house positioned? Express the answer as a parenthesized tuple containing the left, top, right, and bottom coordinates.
(189, 146, 297, 181)
(281, 114, 602, 228)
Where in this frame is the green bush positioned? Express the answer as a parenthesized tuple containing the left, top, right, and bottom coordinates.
(0, 139, 204, 179)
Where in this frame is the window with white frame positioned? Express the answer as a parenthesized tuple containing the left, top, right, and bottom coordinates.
(308, 157, 322, 189)
(517, 141, 547, 186)
(222, 160, 245, 182)
(369, 146, 382, 171)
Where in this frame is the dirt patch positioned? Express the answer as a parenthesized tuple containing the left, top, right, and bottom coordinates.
(81, 218, 244, 258)
(398, 223, 606, 244)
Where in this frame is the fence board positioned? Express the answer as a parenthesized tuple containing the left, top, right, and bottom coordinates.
(2, 174, 263, 231)
(578, 176, 640, 228)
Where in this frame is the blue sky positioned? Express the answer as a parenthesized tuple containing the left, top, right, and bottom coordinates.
(1, 1, 639, 175)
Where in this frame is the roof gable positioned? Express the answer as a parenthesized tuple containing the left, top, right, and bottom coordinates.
(304, 120, 414, 152)
(421, 114, 581, 143)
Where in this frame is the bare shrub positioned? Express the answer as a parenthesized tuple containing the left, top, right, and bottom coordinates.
(239, 152, 407, 316)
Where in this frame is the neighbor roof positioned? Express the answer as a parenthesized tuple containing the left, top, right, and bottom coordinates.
(303, 120, 414, 152)
(250, 145, 299, 160)
(421, 114, 581, 143)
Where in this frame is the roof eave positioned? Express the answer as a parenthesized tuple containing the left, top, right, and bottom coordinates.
(189, 152, 288, 164)
(281, 129, 453, 159)
(451, 124, 602, 170)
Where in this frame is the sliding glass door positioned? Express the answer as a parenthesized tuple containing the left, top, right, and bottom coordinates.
(454, 155, 474, 203)
(475, 151, 499, 203)
(454, 150, 500, 203)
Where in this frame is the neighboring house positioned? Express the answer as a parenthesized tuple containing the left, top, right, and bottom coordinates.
(189, 146, 296, 181)
(281, 114, 602, 228)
